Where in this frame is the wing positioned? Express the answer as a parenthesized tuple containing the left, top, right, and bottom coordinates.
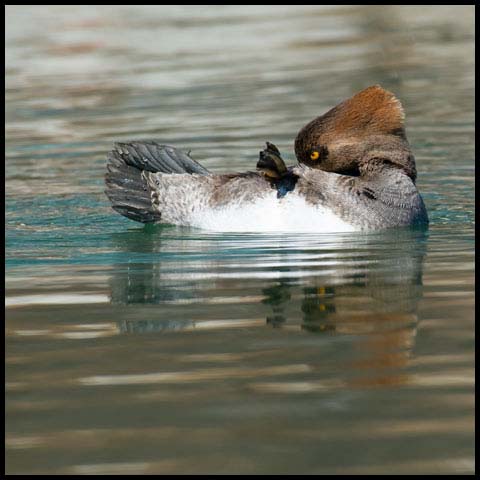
(293, 165, 428, 229)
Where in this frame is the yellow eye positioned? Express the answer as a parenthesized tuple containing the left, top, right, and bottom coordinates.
(310, 151, 320, 161)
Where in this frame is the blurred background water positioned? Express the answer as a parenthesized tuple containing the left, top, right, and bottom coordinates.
(5, 5, 475, 475)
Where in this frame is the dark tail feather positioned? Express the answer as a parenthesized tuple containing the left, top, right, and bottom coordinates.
(105, 142, 209, 223)
(105, 154, 161, 224)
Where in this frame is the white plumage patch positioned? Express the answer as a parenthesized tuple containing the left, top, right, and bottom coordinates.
(185, 191, 357, 233)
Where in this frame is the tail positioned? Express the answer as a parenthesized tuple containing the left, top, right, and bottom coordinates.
(105, 141, 209, 223)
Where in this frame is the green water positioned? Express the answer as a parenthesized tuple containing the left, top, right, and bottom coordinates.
(5, 5, 474, 475)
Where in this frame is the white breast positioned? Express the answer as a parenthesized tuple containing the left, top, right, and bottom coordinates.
(186, 191, 357, 233)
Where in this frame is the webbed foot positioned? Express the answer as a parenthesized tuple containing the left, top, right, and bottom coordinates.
(257, 142, 288, 179)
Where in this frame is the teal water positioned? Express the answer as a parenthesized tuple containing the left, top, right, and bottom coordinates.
(6, 5, 475, 475)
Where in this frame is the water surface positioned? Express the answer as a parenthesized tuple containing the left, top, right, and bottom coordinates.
(5, 5, 475, 475)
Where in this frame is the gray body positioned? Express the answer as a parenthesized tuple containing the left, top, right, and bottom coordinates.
(105, 142, 428, 231)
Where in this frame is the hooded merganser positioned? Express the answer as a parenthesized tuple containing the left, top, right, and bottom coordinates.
(105, 85, 428, 232)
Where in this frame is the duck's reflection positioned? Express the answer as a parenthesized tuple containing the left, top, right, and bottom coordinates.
(109, 226, 427, 386)
(258, 230, 426, 387)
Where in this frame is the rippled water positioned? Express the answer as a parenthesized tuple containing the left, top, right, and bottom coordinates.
(5, 5, 475, 475)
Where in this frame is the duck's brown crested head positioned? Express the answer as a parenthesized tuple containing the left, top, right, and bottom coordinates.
(294, 85, 417, 180)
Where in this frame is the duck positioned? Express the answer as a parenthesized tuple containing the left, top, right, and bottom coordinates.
(105, 85, 428, 232)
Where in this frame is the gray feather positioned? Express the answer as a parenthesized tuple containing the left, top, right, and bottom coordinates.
(105, 142, 210, 223)
(113, 141, 210, 175)
(293, 165, 428, 230)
